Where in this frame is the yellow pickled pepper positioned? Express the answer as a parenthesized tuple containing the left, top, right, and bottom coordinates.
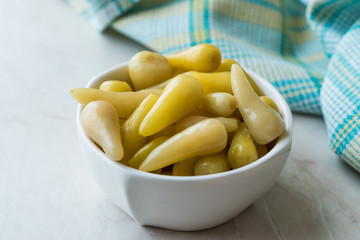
(214, 58, 263, 96)
(194, 154, 230, 175)
(121, 94, 158, 162)
(227, 122, 258, 169)
(139, 119, 228, 172)
(80, 100, 124, 161)
(128, 51, 172, 90)
(231, 64, 285, 145)
(139, 74, 202, 136)
(99, 80, 132, 92)
(167, 44, 222, 72)
(186, 71, 232, 94)
(188, 70, 261, 96)
(200, 92, 237, 117)
(70, 88, 162, 118)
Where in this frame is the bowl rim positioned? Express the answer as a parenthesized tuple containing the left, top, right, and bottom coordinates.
(77, 62, 293, 182)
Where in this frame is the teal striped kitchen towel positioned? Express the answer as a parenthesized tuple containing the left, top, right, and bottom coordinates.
(65, 0, 360, 173)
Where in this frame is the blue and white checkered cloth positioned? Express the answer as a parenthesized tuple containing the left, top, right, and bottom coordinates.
(65, 0, 360, 173)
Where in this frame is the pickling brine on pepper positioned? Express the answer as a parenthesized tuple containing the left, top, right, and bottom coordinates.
(70, 44, 285, 176)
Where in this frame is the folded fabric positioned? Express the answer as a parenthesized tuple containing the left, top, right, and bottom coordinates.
(65, 0, 360, 173)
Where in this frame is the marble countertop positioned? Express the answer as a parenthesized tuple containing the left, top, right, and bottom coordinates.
(1, 1, 359, 239)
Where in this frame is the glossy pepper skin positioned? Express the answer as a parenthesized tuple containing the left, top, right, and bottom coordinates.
(139, 119, 228, 172)
(167, 44, 222, 72)
(200, 92, 237, 117)
(120, 94, 158, 163)
(99, 80, 132, 92)
(129, 51, 172, 90)
(80, 100, 124, 161)
(139, 74, 202, 137)
(227, 122, 258, 169)
(70, 88, 162, 119)
(231, 64, 285, 145)
(186, 71, 232, 94)
(194, 154, 230, 175)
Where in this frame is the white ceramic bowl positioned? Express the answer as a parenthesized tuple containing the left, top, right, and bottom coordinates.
(77, 62, 292, 231)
